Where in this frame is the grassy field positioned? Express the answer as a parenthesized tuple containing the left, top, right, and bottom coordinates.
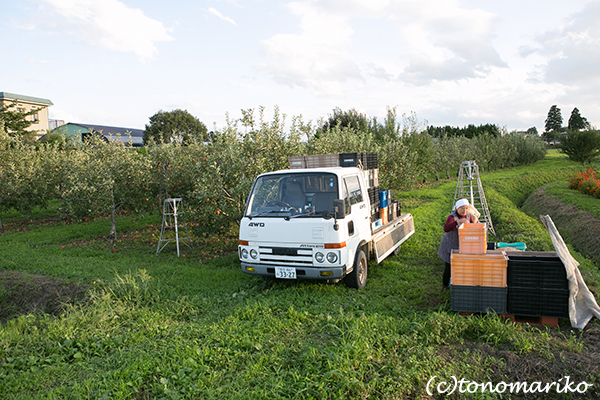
(1, 151, 599, 399)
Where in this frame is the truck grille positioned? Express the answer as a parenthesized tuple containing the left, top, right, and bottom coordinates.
(259, 246, 314, 266)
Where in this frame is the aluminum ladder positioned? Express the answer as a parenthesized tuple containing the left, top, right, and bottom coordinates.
(156, 198, 192, 257)
(453, 161, 496, 236)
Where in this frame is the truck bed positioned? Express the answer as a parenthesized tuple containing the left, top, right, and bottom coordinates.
(371, 213, 415, 263)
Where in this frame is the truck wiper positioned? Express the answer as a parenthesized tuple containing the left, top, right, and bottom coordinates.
(288, 210, 332, 220)
(248, 210, 285, 219)
(285, 213, 310, 220)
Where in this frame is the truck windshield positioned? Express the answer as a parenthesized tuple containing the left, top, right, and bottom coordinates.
(246, 172, 340, 217)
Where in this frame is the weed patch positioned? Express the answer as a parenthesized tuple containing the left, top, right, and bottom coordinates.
(0, 271, 88, 324)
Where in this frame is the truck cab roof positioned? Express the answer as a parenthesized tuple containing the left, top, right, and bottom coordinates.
(257, 166, 363, 178)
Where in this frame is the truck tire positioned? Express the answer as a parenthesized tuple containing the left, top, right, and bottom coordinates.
(345, 249, 367, 289)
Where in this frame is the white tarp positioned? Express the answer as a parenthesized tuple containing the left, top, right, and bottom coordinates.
(540, 215, 600, 330)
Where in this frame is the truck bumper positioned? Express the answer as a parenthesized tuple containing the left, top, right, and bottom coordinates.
(241, 262, 348, 280)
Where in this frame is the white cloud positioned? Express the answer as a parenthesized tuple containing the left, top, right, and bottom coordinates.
(208, 7, 237, 26)
(530, 0, 600, 86)
(36, 0, 173, 62)
(259, 1, 363, 97)
(394, 1, 506, 84)
(458, 109, 494, 120)
(259, 0, 506, 93)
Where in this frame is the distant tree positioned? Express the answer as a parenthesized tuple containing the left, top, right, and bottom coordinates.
(318, 108, 369, 136)
(568, 107, 590, 130)
(544, 105, 563, 134)
(370, 107, 401, 143)
(561, 129, 600, 166)
(543, 105, 563, 143)
(526, 126, 538, 136)
(143, 109, 208, 145)
(0, 99, 39, 138)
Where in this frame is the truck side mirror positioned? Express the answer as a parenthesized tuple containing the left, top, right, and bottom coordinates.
(333, 199, 346, 219)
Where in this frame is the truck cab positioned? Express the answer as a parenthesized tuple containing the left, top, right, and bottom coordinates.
(239, 162, 414, 288)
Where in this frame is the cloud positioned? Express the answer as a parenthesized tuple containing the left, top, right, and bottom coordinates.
(458, 109, 495, 120)
(530, 1, 600, 86)
(394, 1, 506, 84)
(259, 0, 506, 93)
(259, 1, 363, 97)
(365, 63, 393, 80)
(35, 0, 173, 62)
(208, 7, 237, 26)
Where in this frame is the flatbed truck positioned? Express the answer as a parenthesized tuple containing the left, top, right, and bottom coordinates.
(238, 154, 415, 288)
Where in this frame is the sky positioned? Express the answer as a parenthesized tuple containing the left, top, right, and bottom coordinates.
(2, 0, 600, 134)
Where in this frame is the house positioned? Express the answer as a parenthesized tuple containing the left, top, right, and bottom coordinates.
(52, 123, 145, 147)
(0, 92, 53, 137)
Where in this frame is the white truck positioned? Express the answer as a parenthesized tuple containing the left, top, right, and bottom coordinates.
(238, 153, 415, 288)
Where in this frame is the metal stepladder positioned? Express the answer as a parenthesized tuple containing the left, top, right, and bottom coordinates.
(454, 161, 496, 237)
(156, 198, 192, 257)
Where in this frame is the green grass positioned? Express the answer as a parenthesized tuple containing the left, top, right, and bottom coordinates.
(478, 151, 585, 207)
(1, 152, 600, 399)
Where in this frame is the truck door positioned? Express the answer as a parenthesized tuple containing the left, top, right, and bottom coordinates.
(342, 174, 371, 258)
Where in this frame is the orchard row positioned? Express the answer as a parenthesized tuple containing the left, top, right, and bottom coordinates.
(0, 112, 546, 238)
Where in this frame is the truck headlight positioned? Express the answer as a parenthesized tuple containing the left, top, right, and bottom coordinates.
(315, 252, 325, 263)
(241, 248, 249, 259)
(250, 249, 258, 259)
(326, 252, 338, 263)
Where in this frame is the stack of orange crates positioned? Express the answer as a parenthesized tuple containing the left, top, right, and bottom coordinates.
(451, 223, 508, 314)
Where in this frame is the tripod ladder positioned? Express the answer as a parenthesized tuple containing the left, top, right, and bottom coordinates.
(454, 161, 496, 236)
(156, 198, 192, 257)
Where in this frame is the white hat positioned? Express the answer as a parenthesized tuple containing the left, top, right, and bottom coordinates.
(453, 198, 469, 210)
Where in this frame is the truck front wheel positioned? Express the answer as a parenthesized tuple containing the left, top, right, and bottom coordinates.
(345, 249, 367, 289)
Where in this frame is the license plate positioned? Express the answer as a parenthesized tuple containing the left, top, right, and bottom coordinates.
(275, 267, 297, 279)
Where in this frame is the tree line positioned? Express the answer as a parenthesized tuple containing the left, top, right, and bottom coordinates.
(1, 106, 549, 237)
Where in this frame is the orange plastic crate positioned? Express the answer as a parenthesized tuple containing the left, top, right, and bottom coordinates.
(458, 222, 487, 254)
(451, 250, 508, 287)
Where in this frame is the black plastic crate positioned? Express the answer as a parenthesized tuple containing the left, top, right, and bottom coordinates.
(507, 287, 569, 318)
(366, 152, 378, 169)
(339, 152, 376, 169)
(368, 186, 379, 204)
(505, 251, 559, 260)
(507, 257, 568, 290)
(451, 285, 507, 314)
(339, 152, 362, 168)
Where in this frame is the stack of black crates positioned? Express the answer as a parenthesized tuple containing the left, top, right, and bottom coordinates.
(289, 152, 381, 223)
(289, 152, 377, 170)
(506, 252, 569, 319)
